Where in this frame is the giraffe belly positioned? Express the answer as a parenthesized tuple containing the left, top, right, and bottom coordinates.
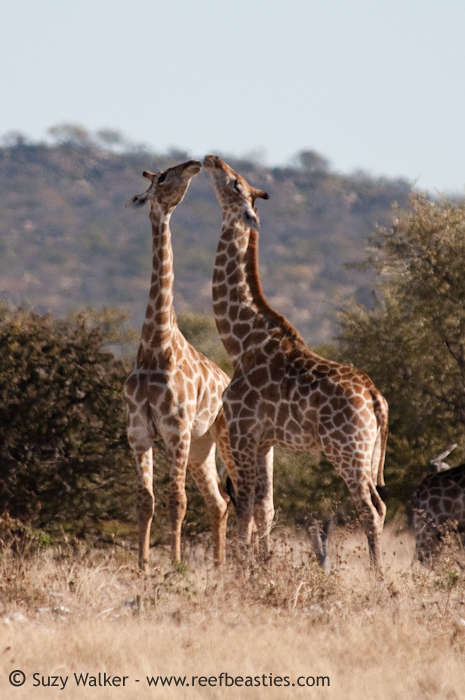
(273, 404, 322, 452)
(190, 413, 217, 441)
(274, 430, 322, 453)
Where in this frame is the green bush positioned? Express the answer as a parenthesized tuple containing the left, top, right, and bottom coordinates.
(0, 306, 134, 530)
(336, 194, 465, 512)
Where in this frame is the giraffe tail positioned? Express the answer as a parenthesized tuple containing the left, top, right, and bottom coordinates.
(225, 476, 237, 510)
(371, 388, 389, 490)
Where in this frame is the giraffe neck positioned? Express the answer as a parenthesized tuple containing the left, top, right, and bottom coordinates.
(213, 217, 262, 363)
(213, 215, 311, 365)
(140, 206, 177, 352)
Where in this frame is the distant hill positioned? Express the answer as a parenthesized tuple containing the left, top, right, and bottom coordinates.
(0, 127, 411, 344)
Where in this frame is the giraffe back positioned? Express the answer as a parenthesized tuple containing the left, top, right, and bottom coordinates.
(412, 463, 465, 527)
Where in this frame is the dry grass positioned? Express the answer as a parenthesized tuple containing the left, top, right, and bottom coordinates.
(1, 526, 465, 699)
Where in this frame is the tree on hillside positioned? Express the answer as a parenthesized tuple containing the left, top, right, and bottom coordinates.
(297, 149, 330, 175)
(336, 193, 465, 506)
(0, 128, 410, 346)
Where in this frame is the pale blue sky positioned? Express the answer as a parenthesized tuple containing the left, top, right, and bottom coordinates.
(1, 0, 464, 192)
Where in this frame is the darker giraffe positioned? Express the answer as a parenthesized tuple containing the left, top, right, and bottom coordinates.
(204, 154, 388, 571)
(412, 445, 465, 561)
(124, 160, 235, 572)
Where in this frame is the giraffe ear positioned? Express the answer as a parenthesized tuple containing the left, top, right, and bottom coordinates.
(252, 188, 270, 201)
(125, 192, 150, 208)
(242, 206, 260, 231)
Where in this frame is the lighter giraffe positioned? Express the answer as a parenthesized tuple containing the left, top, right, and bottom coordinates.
(204, 154, 389, 571)
(125, 160, 235, 572)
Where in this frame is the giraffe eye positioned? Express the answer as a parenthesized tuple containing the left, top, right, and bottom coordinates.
(158, 173, 167, 184)
(233, 179, 242, 193)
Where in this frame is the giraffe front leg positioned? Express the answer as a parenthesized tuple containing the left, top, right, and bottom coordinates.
(215, 411, 268, 562)
(234, 461, 257, 552)
(131, 440, 154, 574)
(253, 446, 274, 559)
(225, 420, 260, 559)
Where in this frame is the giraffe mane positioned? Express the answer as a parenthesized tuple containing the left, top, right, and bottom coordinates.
(245, 229, 307, 346)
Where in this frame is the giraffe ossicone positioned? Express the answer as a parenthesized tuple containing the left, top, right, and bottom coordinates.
(204, 153, 388, 572)
(124, 159, 236, 572)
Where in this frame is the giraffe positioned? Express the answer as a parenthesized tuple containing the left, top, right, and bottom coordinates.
(124, 159, 236, 572)
(203, 154, 389, 571)
(412, 445, 465, 562)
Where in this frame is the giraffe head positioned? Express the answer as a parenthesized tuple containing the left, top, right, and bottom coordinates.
(203, 154, 269, 231)
(126, 159, 202, 214)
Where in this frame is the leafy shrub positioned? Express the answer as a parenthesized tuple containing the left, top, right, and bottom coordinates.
(0, 307, 134, 530)
(337, 194, 465, 512)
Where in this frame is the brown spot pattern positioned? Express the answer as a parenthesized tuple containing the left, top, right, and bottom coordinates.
(206, 154, 389, 569)
(126, 160, 236, 572)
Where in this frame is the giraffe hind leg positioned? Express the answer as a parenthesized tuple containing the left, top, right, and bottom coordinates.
(361, 482, 386, 572)
(327, 444, 386, 574)
(188, 433, 229, 567)
(367, 482, 386, 571)
(344, 475, 386, 574)
(235, 465, 257, 550)
(165, 435, 191, 563)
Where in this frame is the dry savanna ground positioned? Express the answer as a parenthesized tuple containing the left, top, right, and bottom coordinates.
(1, 524, 465, 699)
